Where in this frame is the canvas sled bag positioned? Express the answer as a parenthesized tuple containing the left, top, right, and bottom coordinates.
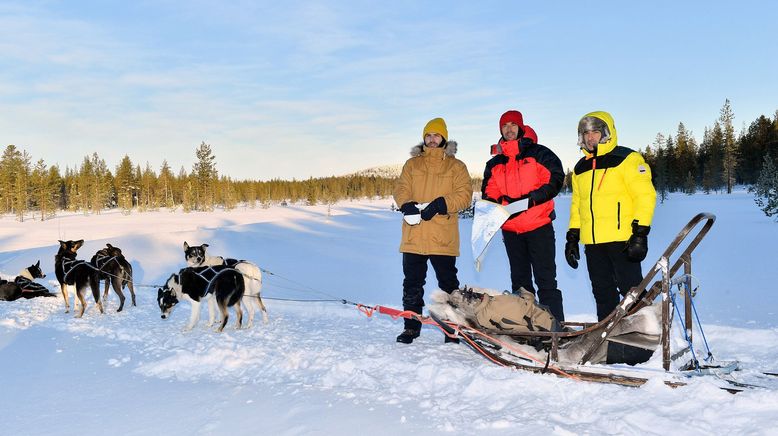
(474, 289, 558, 333)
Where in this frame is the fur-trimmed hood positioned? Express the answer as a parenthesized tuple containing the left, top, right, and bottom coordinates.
(410, 140, 458, 157)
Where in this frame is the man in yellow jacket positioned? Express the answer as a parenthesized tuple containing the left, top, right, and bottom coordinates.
(393, 117, 473, 343)
(565, 111, 657, 321)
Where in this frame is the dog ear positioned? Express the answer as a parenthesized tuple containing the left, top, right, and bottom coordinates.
(58, 240, 66, 248)
(35, 260, 40, 268)
(74, 240, 84, 250)
(183, 241, 189, 250)
(106, 243, 113, 249)
(202, 244, 209, 249)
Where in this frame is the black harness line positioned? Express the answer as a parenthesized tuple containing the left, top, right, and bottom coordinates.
(184, 266, 241, 298)
(14, 276, 50, 293)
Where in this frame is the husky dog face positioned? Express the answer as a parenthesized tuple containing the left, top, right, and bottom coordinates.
(58, 240, 85, 257)
(27, 260, 45, 279)
(157, 274, 181, 319)
(183, 242, 209, 267)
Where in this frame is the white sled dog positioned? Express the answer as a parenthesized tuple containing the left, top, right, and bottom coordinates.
(183, 242, 269, 327)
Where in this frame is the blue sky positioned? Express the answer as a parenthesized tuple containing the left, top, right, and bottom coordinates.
(1, 1, 776, 180)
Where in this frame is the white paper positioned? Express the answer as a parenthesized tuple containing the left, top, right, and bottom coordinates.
(471, 200, 511, 271)
(503, 198, 529, 215)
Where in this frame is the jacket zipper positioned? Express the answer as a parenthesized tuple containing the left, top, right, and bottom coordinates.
(589, 159, 597, 244)
(597, 168, 608, 190)
(617, 202, 621, 230)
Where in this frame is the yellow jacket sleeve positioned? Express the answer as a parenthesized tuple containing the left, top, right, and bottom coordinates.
(623, 153, 657, 226)
(569, 171, 581, 230)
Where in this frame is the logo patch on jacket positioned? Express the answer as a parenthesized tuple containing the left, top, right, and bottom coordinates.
(637, 164, 647, 173)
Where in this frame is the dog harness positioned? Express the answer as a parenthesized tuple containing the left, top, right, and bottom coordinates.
(92, 252, 129, 278)
(61, 257, 91, 282)
(93, 253, 119, 271)
(188, 265, 239, 298)
(14, 276, 49, 293)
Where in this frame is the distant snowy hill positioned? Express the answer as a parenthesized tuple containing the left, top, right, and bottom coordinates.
(350, 163, 482, 180)
(349, 164, 403, 178)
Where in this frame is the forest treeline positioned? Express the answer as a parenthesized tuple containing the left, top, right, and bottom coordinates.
(2, 99, 777, 221)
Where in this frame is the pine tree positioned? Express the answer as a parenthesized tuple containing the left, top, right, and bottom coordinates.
(0, 145, 27, 215)
(158, 160, 175, 210)
(64, 166, 80, 211)
(719, 99, 738, 193)
(684, 171, 697, 195)
(115, 155, 135, 213)
(751, 155, 778, 219)
(12, 150, 32, 221)
(48, 165, 65, 211)
(707, 122, 725, 192)
(179, 166, 194, 213)
(674, 123, 697, 189)
(73, 156, 90, 213)
(31, 159, 57, 220)
(738, 115, 775, 185)
(645, 133, 669, 202)
(89, 153, 111, 214)
(193, 142, 217, 211)
(138, 163, 157, 212)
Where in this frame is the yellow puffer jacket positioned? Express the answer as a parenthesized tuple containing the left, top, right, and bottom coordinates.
(569, 111, 657, 245)
(394, 142, 473, 256)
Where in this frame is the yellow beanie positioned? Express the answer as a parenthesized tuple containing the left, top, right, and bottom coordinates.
(422, 117, 448, 141)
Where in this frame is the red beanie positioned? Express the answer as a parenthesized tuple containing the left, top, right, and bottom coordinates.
(499, 110, 524, 132)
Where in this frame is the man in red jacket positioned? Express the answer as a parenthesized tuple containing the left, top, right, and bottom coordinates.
(481, 110, 566, 322)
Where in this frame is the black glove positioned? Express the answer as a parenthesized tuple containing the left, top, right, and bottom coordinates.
(420, 197, 447, 221)
(625, 220, 650, 262)
(399, 201, 419, 216)
(565, 229, 580, 269)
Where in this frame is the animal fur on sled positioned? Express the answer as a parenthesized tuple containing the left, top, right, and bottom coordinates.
(429, 287, 560, 334)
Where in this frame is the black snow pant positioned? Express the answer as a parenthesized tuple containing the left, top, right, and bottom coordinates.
(502, 223, 565, 322)
(584, 241, 644, 321)
(402, 253, 460, 330)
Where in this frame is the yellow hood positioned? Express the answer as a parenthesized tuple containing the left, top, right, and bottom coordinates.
(579, 110, 618, 158)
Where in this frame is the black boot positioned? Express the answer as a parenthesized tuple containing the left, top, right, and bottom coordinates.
(396, 328, 421, 344)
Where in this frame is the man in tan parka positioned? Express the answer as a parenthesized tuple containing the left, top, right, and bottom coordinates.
(393, 117, 472, 344)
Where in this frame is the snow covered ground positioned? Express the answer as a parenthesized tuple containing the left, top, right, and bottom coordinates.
(1, 191, 777, 435)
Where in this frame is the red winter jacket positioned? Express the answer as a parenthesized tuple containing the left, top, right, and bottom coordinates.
(481, 138, 565, 233)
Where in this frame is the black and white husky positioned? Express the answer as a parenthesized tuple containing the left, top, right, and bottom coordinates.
(0, 261, 57, 301)
(183, 242, 268, 327)
(55, 240, 104, 317)
(157, 265, 245, 332)
(90, 243, 136, 312)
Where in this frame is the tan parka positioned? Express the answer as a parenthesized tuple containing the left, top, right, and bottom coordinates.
(393, 142, 473, 256)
